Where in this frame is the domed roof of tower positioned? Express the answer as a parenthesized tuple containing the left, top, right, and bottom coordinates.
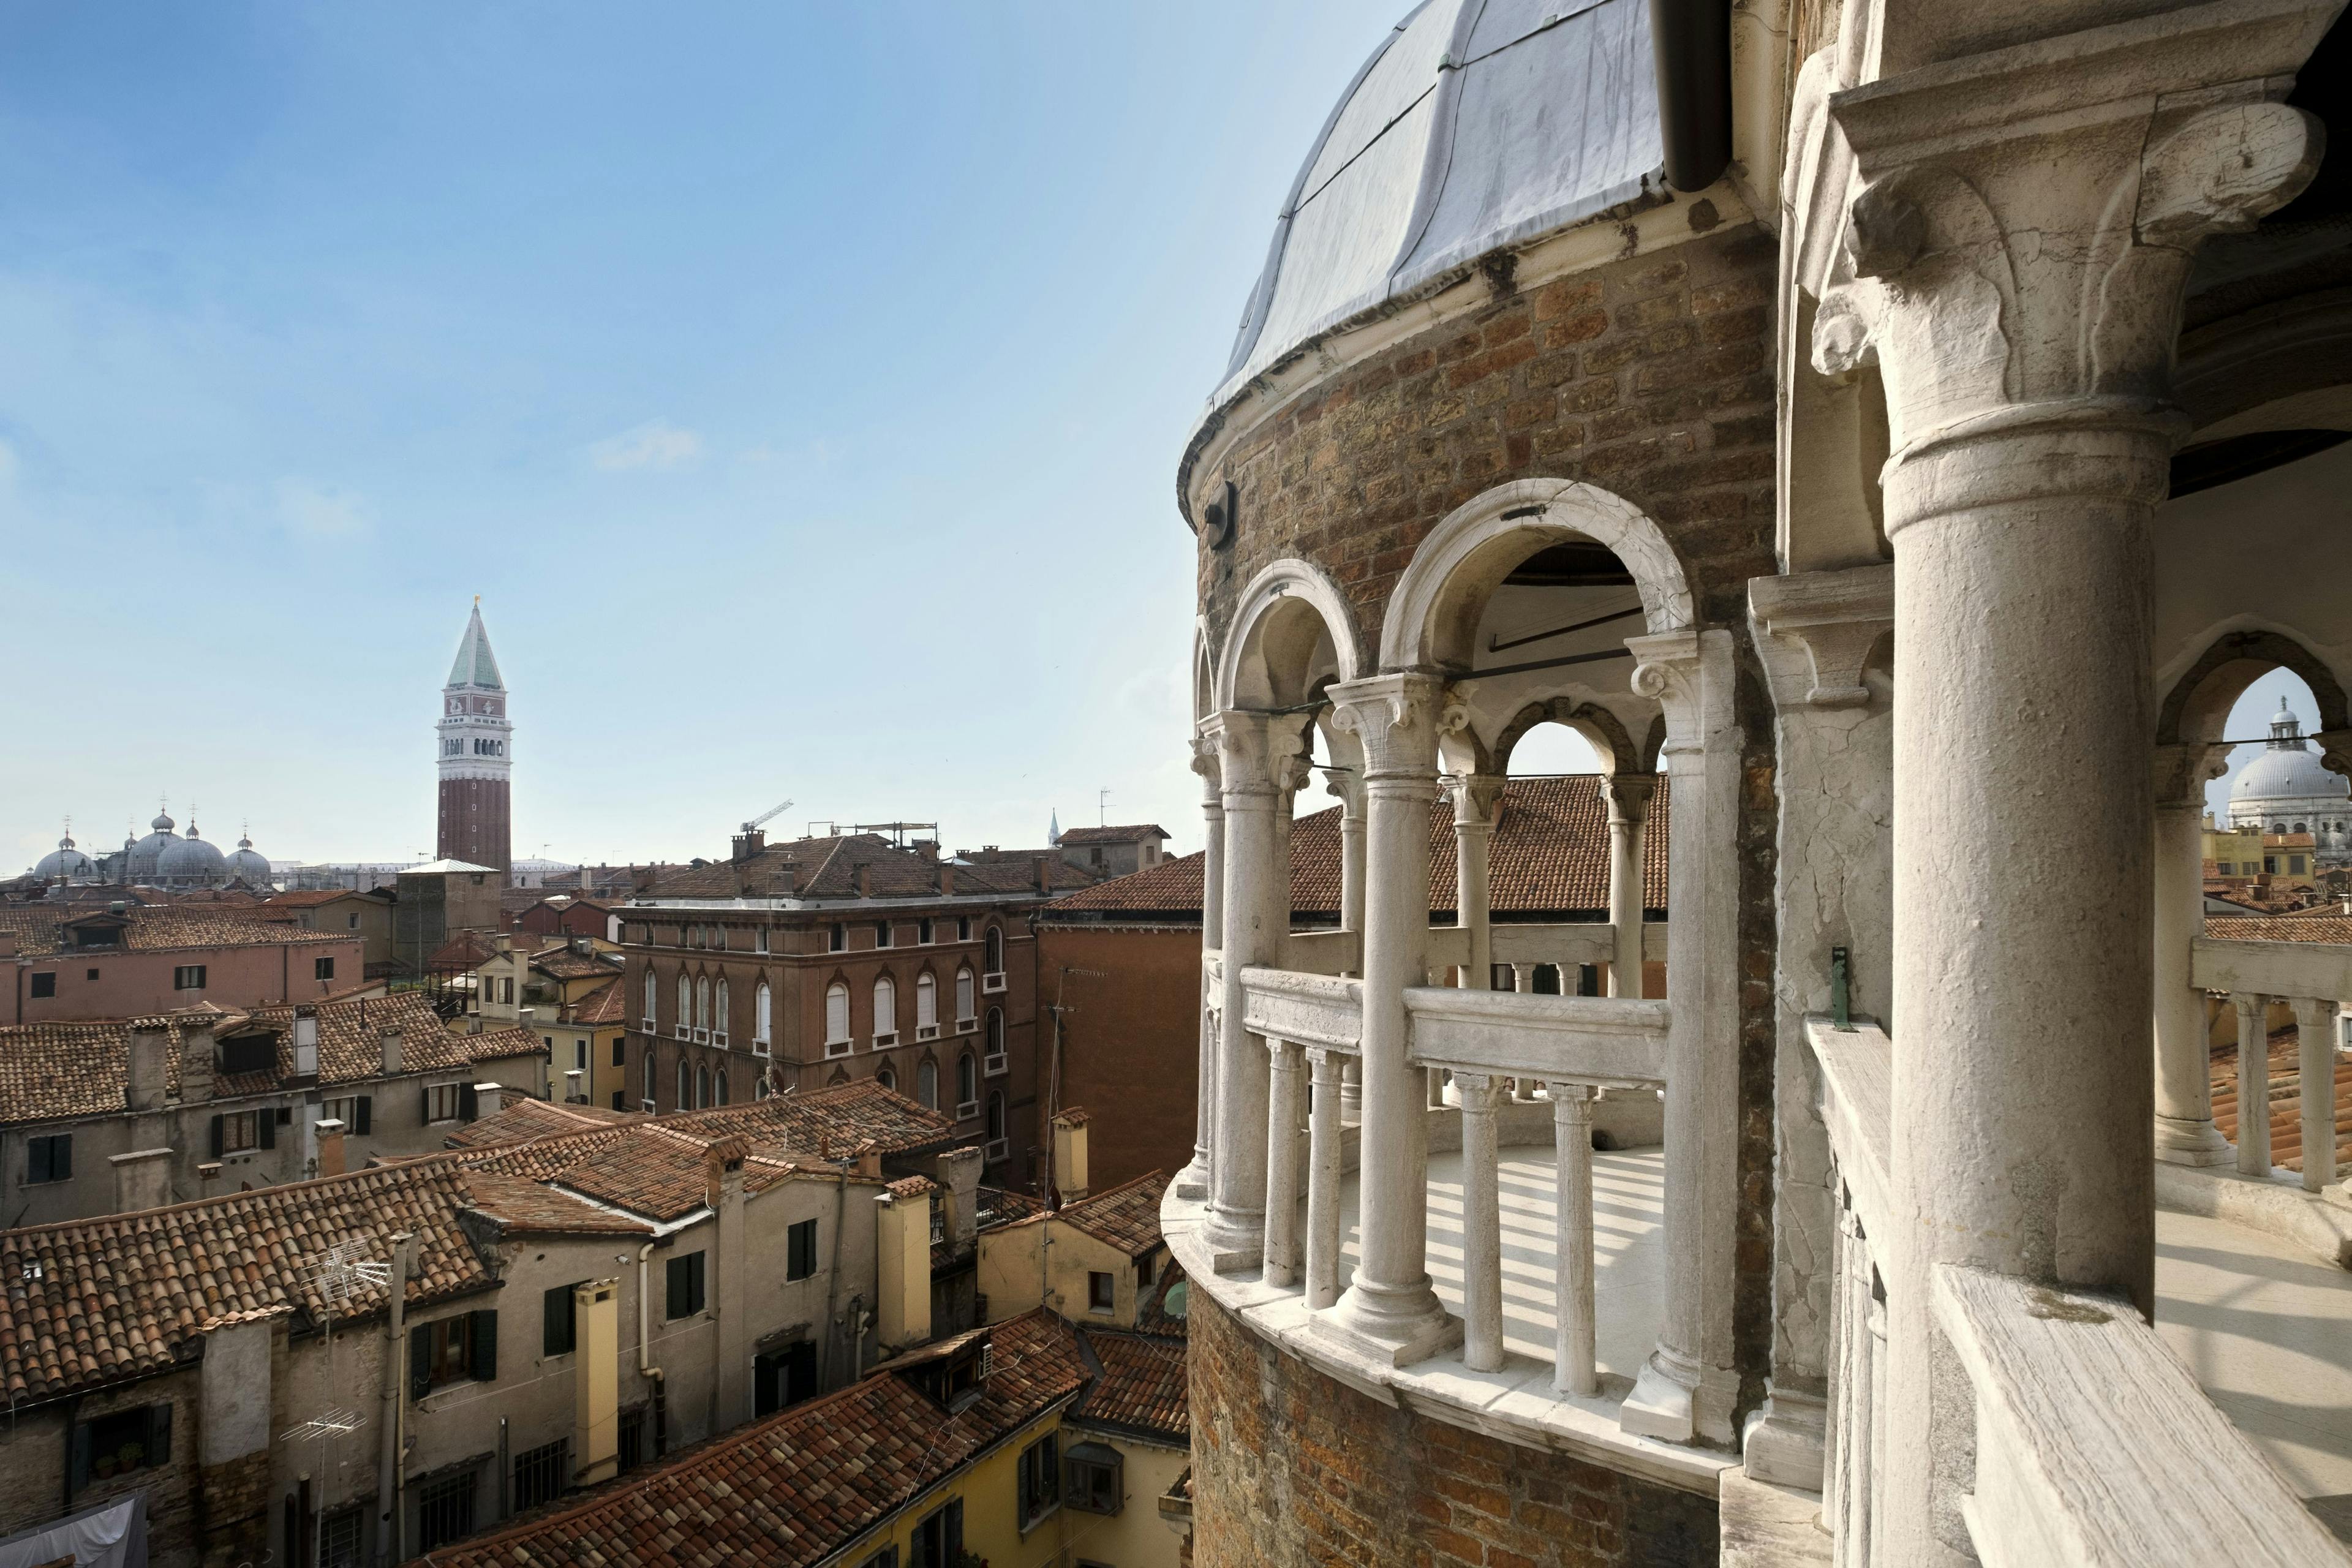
(128, 807, 181, 877)
(2232, 701, 2348, 804)
(447, 601, 504, 691)
(1212, 0, 1663, 411)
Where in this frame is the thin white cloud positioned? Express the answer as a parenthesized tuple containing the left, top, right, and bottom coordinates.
(591, 419, 704, 472)
(277, 478, 370, 538)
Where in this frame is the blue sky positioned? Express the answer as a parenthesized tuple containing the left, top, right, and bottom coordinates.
(0, 1, 1384, 870)
(0, 5, 2324, 875)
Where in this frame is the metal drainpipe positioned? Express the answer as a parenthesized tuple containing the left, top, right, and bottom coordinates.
(378, 1231, 415, 1568)
(1648, 0, 1732, 192)
(635, 1242, 667, 1458)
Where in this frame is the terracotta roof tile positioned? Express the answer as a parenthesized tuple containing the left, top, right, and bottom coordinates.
(1056, 1171, 1167, 1257)
(441, 1098, 646, 1150)
(568, 979, 628, 1028)
(1056, 824, 1170, 846)
(411, 1310, 1088, 1568)
(531, 948, 625, 982)
(1071, 1327, 1188, 1440)
(0, 993, 540, 1128)
(0, 907, 349, 959)
(639, 833, 1101, 903)
(2206, 916, 2352, 944)
(1044, 775, 1667, 919)
(2212, 1028, 2352, 1177)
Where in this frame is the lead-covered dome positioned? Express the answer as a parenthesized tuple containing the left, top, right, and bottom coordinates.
(2231, 745, 2346, 803)
(1215, 0, 1662, 409)
(127, 809, 179, 883)
(157, 821, 228, 886)
(224, 829, 273, 887)
(34, 832, 94, 881)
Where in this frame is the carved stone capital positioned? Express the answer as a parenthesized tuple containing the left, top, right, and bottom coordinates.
(2150, 741, 2231, 807)
(1452, 1072, 1507, 1113)
(1327, 673, 1463, 780)
(1823, 0, 2335, 449)
(1324, 766, 1366, 819)
(1189, 730, 1223, 796)
(1749, 564, 1895, 710)
(1445, 772, 1509, 829)
(1201, 709, 1307, 797)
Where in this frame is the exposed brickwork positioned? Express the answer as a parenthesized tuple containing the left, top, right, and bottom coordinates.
(1188, 1288, 1718, 1567)
(197, 1450, 273, 1568)
(438, 775, 513, 876)
(1197, 222, 1780, 653)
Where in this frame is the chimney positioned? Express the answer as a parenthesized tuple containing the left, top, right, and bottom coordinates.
(181, 1023, 216, 1106)
(875, 1180, 935, 1350)
(703, 1135, 748, 1212)
(110, 1147, 172, 1213)
(494, 932, 513, 957)
(380, 1025, 404, 1077)
(936, 1145, 982, 1248)
(564, 1068, 585, 1103)
(1052, 1107, 1091, 1203)
(0, 933, 15, 960)
(1033, 856, 1051, 893)
(473, 1082, 503, 1119)
(631, 865, 655, 892)
(856, 864, 872, 899)
(854, 1138, 882, 1180)
(732, 828, 764, 862)
(572, 1279, 623, 1488)
(938, 865, 955, 897)
(126, 1025, 168, 1113)
(315, 1117, 347, 1177)
(292, 1006, 319, 1078)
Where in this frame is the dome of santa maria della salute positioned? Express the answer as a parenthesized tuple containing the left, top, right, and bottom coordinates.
(2227, 698, 2352, 862)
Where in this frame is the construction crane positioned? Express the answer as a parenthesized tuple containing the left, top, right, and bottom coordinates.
(741, 797, 794, 834)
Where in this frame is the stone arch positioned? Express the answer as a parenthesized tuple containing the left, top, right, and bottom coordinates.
(1214, 559, 1365, 711)
(1493, 698, 1640, 775)
(1378, 478, 1695, 674)
(2157, 627, 2352, 746)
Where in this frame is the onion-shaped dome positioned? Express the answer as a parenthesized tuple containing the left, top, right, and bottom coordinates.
(224, 829, 273, 887)
(34, 832, 95, 881)
(127, 809, 179, 882)
(157, 822, 229, 886)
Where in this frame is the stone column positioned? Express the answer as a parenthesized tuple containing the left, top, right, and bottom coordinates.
(1449, 774, 1506, 992)
(1600, 772, 1656, 999)
(1745, 564, 1895, 1490)
(1264, 1038, 1307, 1286)
(1455, 1073, 1507, 1371)
(1315, 672, 1461, 1365)
(1621, 627, 1744, 1444)
(1825, 20, 2329, 1556)
(2293, 997, 2339, 1191)
(2234, 992, 2274, 1177)
(1550, 1083, 1597, 1396)
(2153, 748, 2232, 1166)
(1202, 709, 1303, 1270)
(1305, 1047, 1347, 1309)
(1329, 755, 1368, 1122)
(1177, 733, 1225, 1201)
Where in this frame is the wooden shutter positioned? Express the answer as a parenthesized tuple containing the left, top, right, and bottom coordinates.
(55, 1136, 70, 1182)
(420, 1087, 432, 1125)
(469, 1310, 497, 1382)
(147, 1403, 171, 1466)
(69, 1416, 91, 1497)
(356, 1096, 372, 1134)
(409, 1324, 432, 1400)
(259, 1110, 276, 1150)
(209, 1115, 224, 1159)
(459, 1082, 479, 1123)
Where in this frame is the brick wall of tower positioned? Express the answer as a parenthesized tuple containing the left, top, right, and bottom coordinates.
(438, 777, 511, 875)
(1188, 1288, 1720, 1567)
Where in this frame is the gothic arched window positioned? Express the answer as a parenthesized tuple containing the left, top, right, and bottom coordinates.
(986, 1008, 1005, 1058)
(956, 967, 975, 1022)
(643, 1051, 655, 1107)
(984, 925, 1004, 975)
(877, 1065, 897, 1092)
(676, 1057, 690, 1110)
(754, 981, 772, 1048)
(958, 1050, 977, 1110)
(916, 973, 937, 1032)
(715, 1070, 729, 1106)
(874, 976, 897, 1040)
(918, 1058, 938, 1109)
(825, 982, 850, 1049)
(676, 974, 690, 1038)
(642, 969, 657, 1030)
(713, 979, 729, 1044)
(986, 1091, 1005, 1146)
(695, 978, 711, 1037)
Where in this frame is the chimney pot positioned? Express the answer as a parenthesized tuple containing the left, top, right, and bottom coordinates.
(1033, 856, 1051, 892)
(180, 1025, 216, 1106)
(126, 1026, 168, 1114)
(380, 1025, 404, 1077)
(856, 864, 872, 899)
(474, 1081, 503, 1118)
(939, 865, 955, 897)
(315, 1118, 347, 1177)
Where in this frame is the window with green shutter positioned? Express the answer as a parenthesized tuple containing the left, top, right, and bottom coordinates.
(665, 1251, 705, 1319)
(544, 1284, 579, 1357)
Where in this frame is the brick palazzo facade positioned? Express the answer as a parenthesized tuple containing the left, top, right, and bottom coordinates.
(620, 828, 1101, 1189)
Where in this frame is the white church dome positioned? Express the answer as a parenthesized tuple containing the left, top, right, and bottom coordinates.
(2231, 745, 2346, 804)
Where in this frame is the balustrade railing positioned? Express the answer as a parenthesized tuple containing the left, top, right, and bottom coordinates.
(1233, 962, 1668, 1403)
(2193, 937, 2346, 1192)
(1806, 1012, 2346, 1567)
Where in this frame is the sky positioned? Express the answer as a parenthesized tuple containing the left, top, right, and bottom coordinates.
(0, 1, 1384, 872)
(0, 6, 2330, 877)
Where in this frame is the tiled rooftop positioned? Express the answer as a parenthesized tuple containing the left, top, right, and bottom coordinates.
(0, 1159, 623, 1405)
(568, 978, 627, 1027)
(1042, 775, 1668, 919)
(0, 906, 350, 959)
(1131, 1255, 1191, 1338)
(411, 1311, 1088, 1568)
(2207, 916, 2352, 944)
(441, 1096, 645, 1150)
(1054, 1170, 1169, 1257)
(2212, 1030, 2352, 1175)
(1070, 1327, 1188, 1441)
(638, 832, 1102, 903)
(0, 992, 541, 1127)
(1055, 824, 1170, 846)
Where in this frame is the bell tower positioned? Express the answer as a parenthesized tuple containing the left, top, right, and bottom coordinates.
(436, 597, 513, 876)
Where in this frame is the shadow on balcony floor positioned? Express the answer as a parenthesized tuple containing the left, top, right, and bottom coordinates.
(1330, 1142, 1667, 1389)
(2157, 1204, 2352, 1530)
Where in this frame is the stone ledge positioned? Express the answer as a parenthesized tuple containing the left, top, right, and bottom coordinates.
(1718, 1470, 1832, 1568)
(1162, 1185, 1737, 1499)
(2154, 1159, 2352, 1269)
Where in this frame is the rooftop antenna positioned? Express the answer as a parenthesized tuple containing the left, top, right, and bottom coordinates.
(1098, 788, 1111, 827)
(285, 1238, 387, 1563)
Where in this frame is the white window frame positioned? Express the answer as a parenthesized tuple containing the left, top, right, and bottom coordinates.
(712, 979, 729, 1049)
(872, 976, 897, 1049)
(694, 977, 711, 1044)
(753, 980, 772, 1055)
(824, 982, 852, 1058)
(641, 970, 657, 1033)
(984, 1008, 1008, 1076)
(675, 974, 691, 1040)
(955, 968, 976, 1028)
(914, 973, 938, 1041)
